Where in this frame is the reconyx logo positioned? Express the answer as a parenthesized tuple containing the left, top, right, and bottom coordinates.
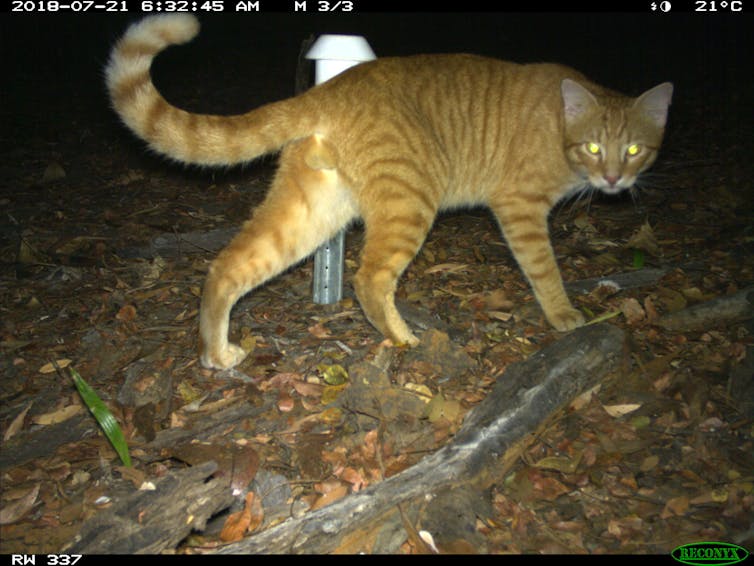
(672, 542, 750, 566)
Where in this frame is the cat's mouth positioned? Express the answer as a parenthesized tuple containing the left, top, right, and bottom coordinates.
(591, 174, 635, 195)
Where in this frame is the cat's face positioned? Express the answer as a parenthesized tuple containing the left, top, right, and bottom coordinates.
(562, 80, 673, 194)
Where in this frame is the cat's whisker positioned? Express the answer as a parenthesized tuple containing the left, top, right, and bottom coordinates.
(559, 184, 595, 217)
(627, 186, 641, 208)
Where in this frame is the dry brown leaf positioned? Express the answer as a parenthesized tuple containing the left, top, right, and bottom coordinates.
(627, 221, 660, 256)
(620, 298, 645, 325)
(488, 310, 513, 322)
(4, 402, 32, 441)
(405, 382, 433, 402)
(277, 390, 295, 412)
(281, 412, 322, 434)
(680, 287, 706, 301)
(322, 448, 347, 468)
(426, 394, 462, 423)
(339, 467, 367, 491)
(639, 455, 660, 472)
(657, 287, 688, 313)
(311, 482, 349, 510)
(42, 161, 66, 183)
(239, 333, 256, 354)
(231, 446, 260, 495)
(661, 495, 690, 518)
(32, 404, 82, 425)
(170, 443, 225, 466)
(644, 296, 660, 322)
(398, 505, 435, 554)
(247, 491, 264, 534)
(531, 472, 570, 501)
(533, 453, 581, 474)
(39, 359, 72, 374)
(220, 492, 257, 542)
(424, 263, 469, 275)
(362, 429, 379, 460)
(262, 372, 303, 391)
(569, 384, 601, 411)
(602, 403, 642, 418)
(0, 484, 40, 525)
(699, 417, 726, 431)
(0, 339, 33, 352)
(117, 465, 146, 488)
(18, 239, 48, 264)
(307, 322, 331, 339)
(607, 515, 644, 537)
(690, 488, 728, 505)
(116, 304, 137, 322)
(574, 213, 597, 232)
(318, 406, 343, 425)
(291, 380, 324, 398)
(484, 289, 514, 310)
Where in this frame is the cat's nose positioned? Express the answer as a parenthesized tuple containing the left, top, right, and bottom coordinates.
(604, 175, 620, 187)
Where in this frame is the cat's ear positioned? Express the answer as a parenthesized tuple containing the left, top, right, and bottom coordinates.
(634, 82, 673, 127)
(561, 79, 599, 124)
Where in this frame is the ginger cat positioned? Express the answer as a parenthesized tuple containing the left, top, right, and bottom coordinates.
(106, 15, 673, 370)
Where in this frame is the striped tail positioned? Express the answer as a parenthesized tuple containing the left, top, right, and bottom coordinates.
(105, 15, 317, 166)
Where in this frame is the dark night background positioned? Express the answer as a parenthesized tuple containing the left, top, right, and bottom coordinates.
(0, 6, 752, 182)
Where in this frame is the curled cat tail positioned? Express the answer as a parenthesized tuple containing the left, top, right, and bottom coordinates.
(105, 15, 317, 166)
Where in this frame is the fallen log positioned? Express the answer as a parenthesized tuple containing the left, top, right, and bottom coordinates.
(117, 227, 237, 259)
(0, 413, 97, 472)
(657, 286, 754, 331)
(66, 461, 234, 554)
(214, 322, 625, 554)
(565, 267, 668, 295)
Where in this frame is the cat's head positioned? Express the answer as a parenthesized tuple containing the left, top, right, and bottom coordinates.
(561, 79, 673, 194)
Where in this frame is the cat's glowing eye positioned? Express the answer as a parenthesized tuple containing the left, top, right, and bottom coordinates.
(586, 142, 601, 155)
(627, 144, 641, 156)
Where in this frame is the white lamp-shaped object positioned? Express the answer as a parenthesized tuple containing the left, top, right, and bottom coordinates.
(306, 35, 376, 305)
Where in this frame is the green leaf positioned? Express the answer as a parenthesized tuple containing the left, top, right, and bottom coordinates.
(585, 310, 622, 325)
(632, 249, 645, 269)
(70, 367, 132, 467)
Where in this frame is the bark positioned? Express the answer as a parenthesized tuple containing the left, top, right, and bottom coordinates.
(66, 461, 234, 554)
(565, 267, 668, 295)
(657, 286, 754, 331)
(117, 227, 237, 259)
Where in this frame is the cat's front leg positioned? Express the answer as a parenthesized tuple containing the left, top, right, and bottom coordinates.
(544, 301, 585, 331)
(492, 201, 585, 332)
(355, 185, 436, 346)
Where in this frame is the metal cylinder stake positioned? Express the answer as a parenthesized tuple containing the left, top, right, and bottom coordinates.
(305, 34, 375, 304)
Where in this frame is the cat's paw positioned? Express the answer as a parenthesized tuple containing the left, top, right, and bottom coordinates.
(200, 342, 248, 370)
(395, 333, 420, 347)
(547, 307, 586, 332)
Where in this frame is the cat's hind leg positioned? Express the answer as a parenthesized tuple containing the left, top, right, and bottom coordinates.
(354, 184, 437, 346)
(199, 136, 356, 369)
